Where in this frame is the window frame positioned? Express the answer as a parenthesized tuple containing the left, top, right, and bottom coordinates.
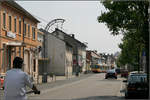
(28, 24, 30, 37)
(3, 12, 6, 29)
(19, 18, 21, 35)
(8, 15, 12, 31)
(24, 22, 27, 36)
(14, 17, 17, 33)
(32, 26, 35, 40)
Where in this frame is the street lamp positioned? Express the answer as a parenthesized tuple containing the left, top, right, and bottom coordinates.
(148, 1, 150, 99)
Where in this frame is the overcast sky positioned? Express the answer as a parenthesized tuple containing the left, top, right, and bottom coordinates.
(17, 1, 123, 54)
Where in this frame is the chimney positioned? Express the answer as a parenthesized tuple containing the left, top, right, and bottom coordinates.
(71, 34, 75, 38)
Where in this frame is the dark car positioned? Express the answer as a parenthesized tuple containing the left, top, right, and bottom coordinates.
(123, 73, 148, 99)
(115, 68, 121, 74)
(105, 69, 117, 79)
(121, 70, 128, 78)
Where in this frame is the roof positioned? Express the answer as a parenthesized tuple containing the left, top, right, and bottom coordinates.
(86, 50, 101, 58)
(39, 28, 73, 48)
(130, 71, 145, 74)
(2, 1, 40, 23)
(55, 28, 87, 48)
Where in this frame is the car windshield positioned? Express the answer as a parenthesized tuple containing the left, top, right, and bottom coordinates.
(128, 74, 147, 83)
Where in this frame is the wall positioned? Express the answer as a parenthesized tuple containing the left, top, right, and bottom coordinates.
(82, 50, 86, 72)
(46, 33, 66, 76)
(65, 45, 73, 76)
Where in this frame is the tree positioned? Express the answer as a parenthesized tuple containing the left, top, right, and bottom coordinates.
(97, 0, 149, 79)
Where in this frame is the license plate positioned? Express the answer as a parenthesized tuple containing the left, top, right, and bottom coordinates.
(137, 88, 142, 90)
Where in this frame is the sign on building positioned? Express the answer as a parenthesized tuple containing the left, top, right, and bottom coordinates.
(7, 31, 16, 38)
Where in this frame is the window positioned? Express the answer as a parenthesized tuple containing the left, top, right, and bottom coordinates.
(14, 17, 17, 32)
(3, 12, 6, 28)
(32, 27, 35, 40)
(19, 19, 21, 34)
(28, 24, 30, 37)
(24, 23, 26, 36)
(8, 16, 12, 31)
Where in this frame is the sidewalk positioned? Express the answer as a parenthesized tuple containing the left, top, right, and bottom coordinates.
(35, 73, 92, 92)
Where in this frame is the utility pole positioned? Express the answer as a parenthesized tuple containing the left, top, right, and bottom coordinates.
(148, 1, 150, 99)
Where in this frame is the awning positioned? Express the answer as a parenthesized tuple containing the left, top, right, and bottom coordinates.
(6, 42, 26, 47)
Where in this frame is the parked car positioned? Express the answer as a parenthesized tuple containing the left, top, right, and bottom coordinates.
(105, 69, 117, 79)
(121, 70, 128, 78)
(123, 73, 148, 99)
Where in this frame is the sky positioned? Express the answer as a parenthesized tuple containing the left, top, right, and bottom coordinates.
(17, 1, 123, 54)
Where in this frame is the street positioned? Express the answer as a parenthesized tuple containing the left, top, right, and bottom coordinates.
(29, 73, 125, 100)
(0, 1, 149, 100)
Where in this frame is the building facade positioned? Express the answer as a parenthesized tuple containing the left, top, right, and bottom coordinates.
(86, 50, 101, 66)
(40, 29, 73, 77)
(0, 1, 42, 83)
(52, 28, 87, 74)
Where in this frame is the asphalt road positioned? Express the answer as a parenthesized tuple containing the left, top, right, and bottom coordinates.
(29, 73, 125, 100)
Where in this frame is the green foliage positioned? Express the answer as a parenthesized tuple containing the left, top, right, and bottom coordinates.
(98, 0, 149, 69)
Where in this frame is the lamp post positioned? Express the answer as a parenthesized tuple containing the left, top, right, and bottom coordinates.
(23, 17, 25, 71)
(148, 1, 150, 99)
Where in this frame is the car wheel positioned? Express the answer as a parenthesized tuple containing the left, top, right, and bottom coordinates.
(125, 92, 130, 99)
(125, 93, 128, 99)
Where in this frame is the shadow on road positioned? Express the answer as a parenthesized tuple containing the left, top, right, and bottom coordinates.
(71, 96, 148, 100)
(71, 96, 124, 100)
(28, 96, 124, 100)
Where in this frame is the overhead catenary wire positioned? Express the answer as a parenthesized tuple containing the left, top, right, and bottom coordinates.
(32, 14, 49, 24)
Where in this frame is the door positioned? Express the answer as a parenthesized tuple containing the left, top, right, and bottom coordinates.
(24, 51, 30, 74)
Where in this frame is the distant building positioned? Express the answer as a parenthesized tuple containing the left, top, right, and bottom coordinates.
(86, 50, 101, 66)
(0, 1, 42, 83)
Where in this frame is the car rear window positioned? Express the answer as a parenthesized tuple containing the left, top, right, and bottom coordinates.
(128, 75, 147, 83)
(107, 70, 115, 73)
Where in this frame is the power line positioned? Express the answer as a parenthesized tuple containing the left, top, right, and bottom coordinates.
(32, 14, 49, 23)
(38, 24, 46, 29)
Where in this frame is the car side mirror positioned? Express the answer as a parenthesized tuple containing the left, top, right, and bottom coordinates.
(123, 80, 127, 82)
